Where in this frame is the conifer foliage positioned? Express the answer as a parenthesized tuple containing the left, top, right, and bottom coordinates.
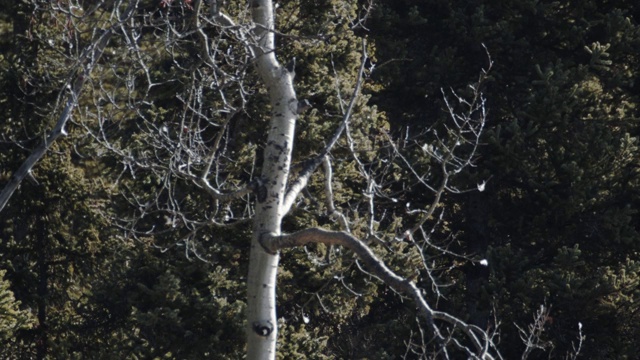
(369, 0, 640, 358)
(0, 0, 638, 359)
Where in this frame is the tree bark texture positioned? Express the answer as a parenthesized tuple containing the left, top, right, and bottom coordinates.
(246, 0, 298, 358)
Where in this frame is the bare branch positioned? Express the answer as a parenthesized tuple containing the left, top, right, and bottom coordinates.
(321, 156, 350, 231)
(282, 38, 368, 213)
(261, 228, 500, 359)
(517, 304, 554, 360)
(0, 1, 137, 213)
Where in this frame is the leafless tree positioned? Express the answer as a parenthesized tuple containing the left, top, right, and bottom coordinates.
(1, 0, 504, 359)
(517, 304, 584, 360)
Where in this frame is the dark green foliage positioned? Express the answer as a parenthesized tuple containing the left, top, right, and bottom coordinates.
(0, 269, 35, 350)
(0, 1, 244, 358)
(369, 0, 640, 357)
(1, 0, 639, 358)
(0, 0, 385, 358)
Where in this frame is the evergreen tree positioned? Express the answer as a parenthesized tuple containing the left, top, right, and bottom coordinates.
(369, 0, 640, 357)
(2, 0, 500, 358)
(6, 0, 637, 358)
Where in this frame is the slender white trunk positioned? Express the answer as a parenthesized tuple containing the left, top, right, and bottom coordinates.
(247, 0, 298, 358)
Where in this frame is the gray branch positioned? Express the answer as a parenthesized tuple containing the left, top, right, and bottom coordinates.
(0, 1, 141, 214)
(260, 228, 499, 359)
(282, 38, 368, 213)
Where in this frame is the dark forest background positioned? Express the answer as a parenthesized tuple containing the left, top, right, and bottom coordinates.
(1, 0, 639, 358)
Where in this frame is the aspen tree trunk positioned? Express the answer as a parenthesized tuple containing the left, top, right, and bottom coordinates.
(247, 0, 298, 358)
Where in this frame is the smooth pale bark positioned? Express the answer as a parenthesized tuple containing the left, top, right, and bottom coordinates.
(247, 0, 298, 358)
(242, 1, 498, 358)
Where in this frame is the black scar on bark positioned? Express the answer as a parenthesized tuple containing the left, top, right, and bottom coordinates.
(285, 57, 295, 79)
(252, 320, 274, 337)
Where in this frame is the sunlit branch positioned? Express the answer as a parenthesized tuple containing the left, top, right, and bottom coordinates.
(282, 38, 368, 214)
(321, 156, 350, 231)
(260, 228, 499, 359)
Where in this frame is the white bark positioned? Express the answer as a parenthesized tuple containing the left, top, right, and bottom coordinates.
(247, 0, 298, 358)
(236, 2, 494, 358)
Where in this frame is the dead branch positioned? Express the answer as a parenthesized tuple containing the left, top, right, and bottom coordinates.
(260, 228, 500, 359)
(0, 1, 136, 213)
